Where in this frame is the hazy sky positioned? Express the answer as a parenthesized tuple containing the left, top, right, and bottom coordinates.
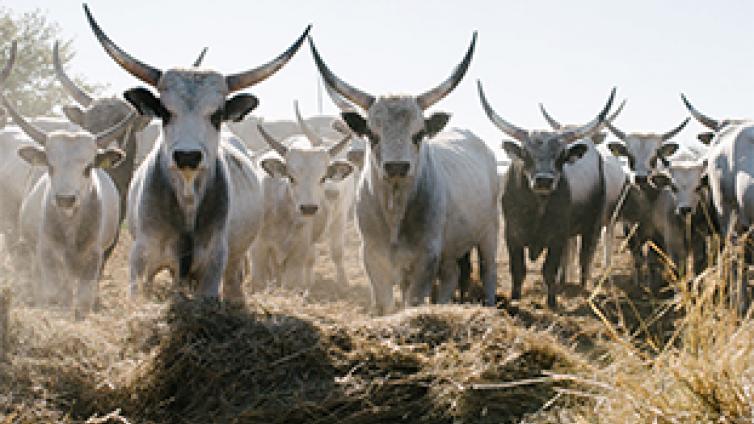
(3, 0, 754, 150)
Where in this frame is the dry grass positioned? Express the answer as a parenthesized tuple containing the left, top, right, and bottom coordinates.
(1, 227, 754, 423)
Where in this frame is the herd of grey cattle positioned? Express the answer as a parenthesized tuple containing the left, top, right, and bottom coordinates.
(0, 5, 748, 319)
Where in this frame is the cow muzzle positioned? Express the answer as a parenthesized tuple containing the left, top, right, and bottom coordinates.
(532, 174, 555, 194)
(173, 150, 203, 170)
(55, 195, 77, 210)
(299, 204, 319, 216)
(633, 175, 648, 186)
(383, 161, 410, 179)
(677, 206, 692, 217)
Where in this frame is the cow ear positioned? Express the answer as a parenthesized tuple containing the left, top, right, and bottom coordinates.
(17, 145, 47, 166)
(502, 140, 524, 161)
(424, 112, 450, 138)
(224, 93, 259, 122)
(697, 132, 715, 145)
(591, 132, 607, 145)
(326, 160, 353, 181)
(658, 141, 679, 157)
(607, 141, 629, 157)
(124, 87, 166, 119)
(260, 157, 288, 178)
(95, 148, 125, 169)
(565, 143, 588, 162)
(62, 105, 85, 127)
(650, 173, 674, 190)
(341, 112, 370, 138)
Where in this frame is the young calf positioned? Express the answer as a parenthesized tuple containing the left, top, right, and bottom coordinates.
(3, 95, 127, 319)
(251, 106, 353, 289)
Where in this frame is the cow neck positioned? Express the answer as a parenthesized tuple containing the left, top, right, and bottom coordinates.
(369, 145, 431, 246)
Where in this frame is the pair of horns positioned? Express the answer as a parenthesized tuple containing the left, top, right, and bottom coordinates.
(0, 93, 133, 148)
(257, 102, 350, 158)
(539, 98, 626, 131)
(310, 32, 477, 111)
(83, 4, 309, 93)
(479, 82, 617, 143)
(606, 116, 690, 142)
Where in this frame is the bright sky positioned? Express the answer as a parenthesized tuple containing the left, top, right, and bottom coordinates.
(4, 0, 754, 152)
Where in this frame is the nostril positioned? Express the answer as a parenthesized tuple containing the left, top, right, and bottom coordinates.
(55, 195, 76, 208)
(299, 205, 319, 216)
(533, 175, 554, 190)
(634, 175, 648, 185)
(384, 161, 410, 178)
(173, 150, 203, 170)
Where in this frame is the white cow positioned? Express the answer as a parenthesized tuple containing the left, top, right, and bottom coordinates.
(2, 94, 127, 319)
(311, 32, 501, 314)
(251, 102, 354, 289)
(84, 5, 309, 300)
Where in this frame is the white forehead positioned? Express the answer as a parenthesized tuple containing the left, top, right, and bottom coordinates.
(367, 96, 423, 133)
(623, 134, 664, 156)
(158, 69, 227, 113)
(45, 131, 96, 163)
(286, 147, 329, 175)
(670, 161, 704, 183)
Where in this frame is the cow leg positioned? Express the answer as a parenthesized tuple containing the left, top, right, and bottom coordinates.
(304, 250, 316, 288)
(457, 250, 472, 302)
(128, 241, 147, 298)
(406, 252, 440, 306)
(543, 243, 563, 309)
(580, 227, 600, 288)
(626, 224, 644, 285)
(250, 242, 271, 291)
(328, 215, 348, 286)
(603, 223, 615, 284)
(75, 251, 101, 321)
(222, 256, 245, 302)
(196, 243, 227, 298)
(508, 240, 526, 301)
(363, 244, 394, 316)
(436, 257, 459, 304)
(37, 245, 63, 306)
(478, 229, 498, 307)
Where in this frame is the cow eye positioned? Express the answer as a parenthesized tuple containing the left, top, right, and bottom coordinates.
(412, 130, 425, 145)
(210, 108, 223, 129)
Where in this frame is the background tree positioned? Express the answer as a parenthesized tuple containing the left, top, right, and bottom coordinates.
(0, 7, 103, 116)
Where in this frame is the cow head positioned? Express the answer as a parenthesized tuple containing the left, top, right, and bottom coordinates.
(0, 40, 17, 129)
(1, 94, 126, 216)
(478, 82, 616, 195)
(605, 118, 688, 186)
(651, 158, 708, 218)
(538, 99, 626, 145)
(83, 4, 309, 207)
(257, 107, 352, 217)
(309, 32, 476, 183)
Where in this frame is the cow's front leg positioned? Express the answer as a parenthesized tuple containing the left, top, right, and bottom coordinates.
(543, 242, 564, 309)
(405, 249, 441, 307)
(75, 250, 102, 320)
(363, 242, 394, 316)
(195, 239, 227, 299)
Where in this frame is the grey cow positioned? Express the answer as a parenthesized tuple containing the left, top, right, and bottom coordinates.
(310, 32, 501, 314)
(83, 5, 309, 300)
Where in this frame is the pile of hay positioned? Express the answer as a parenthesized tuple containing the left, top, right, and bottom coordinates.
(0, 292, 586, 423)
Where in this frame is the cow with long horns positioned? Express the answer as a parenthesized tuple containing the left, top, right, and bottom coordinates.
(310, 33, 501, 314)
(681, 94, 752, 312)
(478, 82, 616, 308)
(251, 101, 354, 289)
(82, 4, 309, 300)
(605, 115, 690, 289)
(2, 93, 128, 319)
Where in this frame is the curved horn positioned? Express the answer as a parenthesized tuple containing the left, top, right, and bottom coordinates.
(323, 80, 357, 112)
(225, 25, 311, 93)
(309, 36, 375, 110)
(606, 99, 626, 123)
(256, 124, 288, 157)
(193, 47, 208, 67)
(0, 40, 17, 85)
(53, 41, 93, 107)
(95, 110, 136, 148)
(328, 134, 350, 157)
(416, 32, 477, 110)
(538, 103, 562, 130)
(476, 80, 527, 142)
(681, 94, 719, 131)
(662, 117, 690, 141)
(83, 4, 162, 87)
(294, 100, 322, 146)
(0, 94, 47, 144)
(564, 87, 616, 142)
